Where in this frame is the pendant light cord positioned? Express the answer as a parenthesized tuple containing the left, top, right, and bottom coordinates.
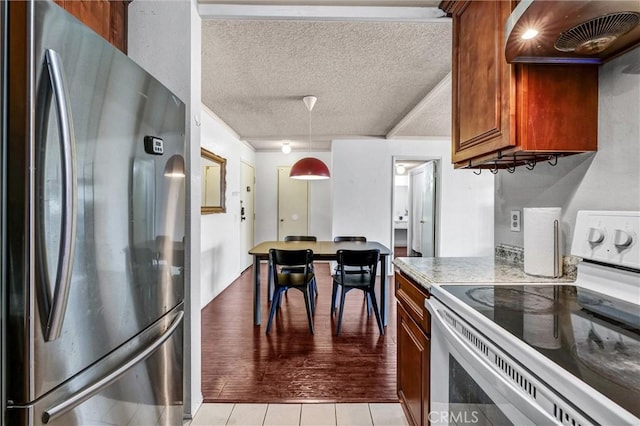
(303, 95, 317, 155)
(308, 106, 312, 154)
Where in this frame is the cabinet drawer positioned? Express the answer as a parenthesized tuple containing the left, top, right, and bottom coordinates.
(395, 271, 430, 334)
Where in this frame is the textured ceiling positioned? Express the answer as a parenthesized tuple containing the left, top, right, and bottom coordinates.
(200, 2, 452, 151)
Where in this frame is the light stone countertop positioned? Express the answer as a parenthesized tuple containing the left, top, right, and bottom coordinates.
(393, 256, 575, 292)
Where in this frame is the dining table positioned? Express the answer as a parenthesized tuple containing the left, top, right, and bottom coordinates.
(248, 240, 392, 327)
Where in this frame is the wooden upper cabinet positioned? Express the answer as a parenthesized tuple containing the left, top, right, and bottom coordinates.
(448, 0, 516, 164)
(516, 65, 598, 153)
(54, 0, 128, 53)
(108, 1, 128, 53)
(440, 0, 598, 170)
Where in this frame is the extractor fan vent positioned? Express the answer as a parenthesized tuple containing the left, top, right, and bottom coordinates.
(555, 12, 640, 55)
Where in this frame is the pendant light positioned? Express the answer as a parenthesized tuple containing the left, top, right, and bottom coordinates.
(289, 95, 330, 180)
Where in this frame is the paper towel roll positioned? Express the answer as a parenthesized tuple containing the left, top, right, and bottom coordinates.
(524, 207, 563, 277)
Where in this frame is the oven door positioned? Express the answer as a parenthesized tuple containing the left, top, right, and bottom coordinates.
(426, 297, 560, 426)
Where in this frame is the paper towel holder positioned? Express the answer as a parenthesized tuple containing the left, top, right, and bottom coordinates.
(554, 219, 560, 278)
(524, 207, 563, 278)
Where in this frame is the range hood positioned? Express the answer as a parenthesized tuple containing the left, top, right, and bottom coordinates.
(505, 0, 640, 64)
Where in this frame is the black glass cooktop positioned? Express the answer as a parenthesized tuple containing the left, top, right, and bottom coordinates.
(440, 284, 640, 418)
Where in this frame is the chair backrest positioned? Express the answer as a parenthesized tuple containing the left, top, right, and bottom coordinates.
(333, 236, 366, 242)
(284, 235, 317, 242)
(336, 249, 379, 276)
(269, 248, 314, 279)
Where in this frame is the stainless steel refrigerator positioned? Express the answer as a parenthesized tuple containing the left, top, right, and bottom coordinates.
(2, 1, 186, 425)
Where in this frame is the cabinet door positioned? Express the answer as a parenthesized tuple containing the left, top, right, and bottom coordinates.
(55, 0, 110, 37)
(54, 1, 128, 53)
(517, 64, 598, 152)
(449, 0, 516, 164)
(397, 303, 430, 426)
(108, 1, 129, 53)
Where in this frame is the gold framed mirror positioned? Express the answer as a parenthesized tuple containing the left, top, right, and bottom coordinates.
(201, 147, 226, 214)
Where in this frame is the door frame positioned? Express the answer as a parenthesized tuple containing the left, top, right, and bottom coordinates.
(239, 161, 255, 270)
(391, 156, 441, 259)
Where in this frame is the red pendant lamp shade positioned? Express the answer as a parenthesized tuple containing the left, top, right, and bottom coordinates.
(289, 95, 331, 180)
(290, 157, 330, 180)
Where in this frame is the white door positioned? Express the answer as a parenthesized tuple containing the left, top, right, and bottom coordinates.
(409, 162, 436, 257)
(277, 166, 308, 240)
(240, 162, 255, 269)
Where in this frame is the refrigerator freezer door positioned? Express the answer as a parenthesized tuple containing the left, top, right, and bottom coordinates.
(8, 304, 184, 426)
(5, 0, 185, 408)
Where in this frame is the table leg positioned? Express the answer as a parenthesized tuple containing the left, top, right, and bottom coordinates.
(253, 255, 261, 325)
(268, 261, 273, 302)
(380, 255, 388, 326)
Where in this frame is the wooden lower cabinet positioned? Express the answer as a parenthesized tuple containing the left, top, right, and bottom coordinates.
(396, 271, 430, 426)
(398, 304, 430, 426)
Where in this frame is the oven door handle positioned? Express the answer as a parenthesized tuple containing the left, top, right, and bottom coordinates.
(425, 299, 558, 425)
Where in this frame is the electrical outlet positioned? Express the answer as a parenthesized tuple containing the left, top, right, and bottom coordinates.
(510, 210, 521, 232)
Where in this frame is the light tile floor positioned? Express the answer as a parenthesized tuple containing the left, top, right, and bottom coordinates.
(187, 403, 409, 426)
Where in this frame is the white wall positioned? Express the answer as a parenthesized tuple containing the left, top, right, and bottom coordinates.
(127, 0, 203, 418)
(332, 138, 495, 266)
(254, 151, 333, 242)
(495, 47, 640, 253)
(200, 108, 256, 306)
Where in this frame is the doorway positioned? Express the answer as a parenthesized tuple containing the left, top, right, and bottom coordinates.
(277, 166, 308, 240)
(408, 161, 436, 257)
(240, 162, 255, 269)
(392, 158, 438, 258)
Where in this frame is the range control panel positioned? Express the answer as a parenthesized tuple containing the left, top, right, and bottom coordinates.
(572, 211, 640, 270)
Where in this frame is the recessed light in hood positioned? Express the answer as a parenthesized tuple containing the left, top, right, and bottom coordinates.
(505, 0, 640, 64)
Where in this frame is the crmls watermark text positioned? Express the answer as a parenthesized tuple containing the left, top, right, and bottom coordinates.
(428, 410, 480, 424)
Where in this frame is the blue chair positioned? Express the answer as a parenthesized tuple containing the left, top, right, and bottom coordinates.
(332, 236, 371, 312)
(267, 248, 316, 334)
(267, 236, 317, 301)
(279, 236, 318, 299)
(331, 249, 383, 336)
(333, 236, 368, 275)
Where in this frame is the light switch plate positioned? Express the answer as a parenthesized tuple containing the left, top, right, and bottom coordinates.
(510, 210, 521, 232)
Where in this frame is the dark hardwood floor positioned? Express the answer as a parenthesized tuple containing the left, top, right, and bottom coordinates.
(200, 262, 398, 403)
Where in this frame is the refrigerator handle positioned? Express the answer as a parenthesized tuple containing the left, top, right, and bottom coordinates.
(42, 310, 184, 424)
(40, 49, 78, 341)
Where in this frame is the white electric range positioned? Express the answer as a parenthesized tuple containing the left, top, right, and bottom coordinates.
(426, 211, 639, 426)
